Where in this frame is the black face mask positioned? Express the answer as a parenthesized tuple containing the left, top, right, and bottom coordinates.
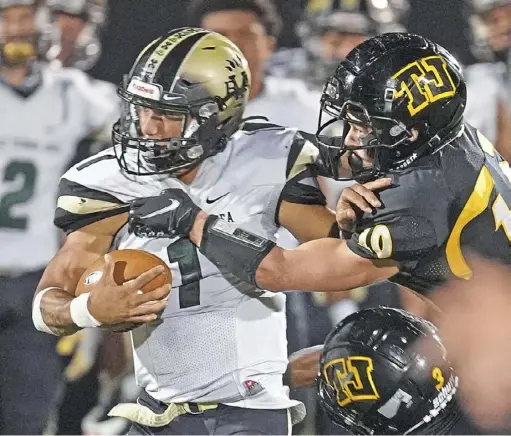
(316, 99, 416, 181)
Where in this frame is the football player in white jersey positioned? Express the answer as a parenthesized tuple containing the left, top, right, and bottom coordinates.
(0, 0, 117, 433)
(188, 3, 347, 433)
(31, 27, 389, 435)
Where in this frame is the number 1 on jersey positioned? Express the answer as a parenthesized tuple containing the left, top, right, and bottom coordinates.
(167, 238, 202, 308)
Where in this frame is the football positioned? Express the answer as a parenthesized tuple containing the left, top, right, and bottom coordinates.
(75, 249, 172, 297)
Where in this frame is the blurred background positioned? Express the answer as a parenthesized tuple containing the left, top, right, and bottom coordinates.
(0, 0, 509, 434)
(91, 0, 492, 83)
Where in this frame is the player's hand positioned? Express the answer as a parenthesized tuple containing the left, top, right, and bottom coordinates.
(424, 256, 511, 430)
(286, 345, 323, 388)
(336, 178, 392, 233)
(128, 189, 202, 239)
(87, 254, 170, 326)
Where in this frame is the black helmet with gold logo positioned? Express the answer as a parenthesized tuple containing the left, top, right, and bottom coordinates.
(317, 307, 461, 435)
(317, 33, 466, 182)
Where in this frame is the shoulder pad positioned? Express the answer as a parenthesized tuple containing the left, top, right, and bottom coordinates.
(240, 121, 286, 133)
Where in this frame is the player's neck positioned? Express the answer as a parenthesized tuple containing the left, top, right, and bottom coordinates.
(0, 65, 30, 87)
(177, 165, 200, 185)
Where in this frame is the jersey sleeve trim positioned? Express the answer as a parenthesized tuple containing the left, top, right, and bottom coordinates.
(275, 132, 327, 226)
(75, 153, 116, 171)
(285, 131, 321, 181)
(54, 178, 128, 233)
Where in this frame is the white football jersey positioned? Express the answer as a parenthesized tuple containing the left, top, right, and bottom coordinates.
(244, 76, 324, 250)
(0, 63, 118, 272)
(244, 76, 321, 134)
(55, 124, 326, 423)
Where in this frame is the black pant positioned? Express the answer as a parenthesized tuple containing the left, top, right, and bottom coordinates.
(127, 391, 290, 435)
(0, 270, 60, 434)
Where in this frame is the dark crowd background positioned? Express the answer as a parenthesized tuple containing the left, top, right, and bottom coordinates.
(89, 0, 474, 85)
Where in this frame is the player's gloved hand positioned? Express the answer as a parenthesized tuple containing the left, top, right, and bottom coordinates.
(336, 178, 393, 235)
(129, 188, 202, 238)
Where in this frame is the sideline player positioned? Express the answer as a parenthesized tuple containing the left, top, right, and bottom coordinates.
(0, 0, 116, 432)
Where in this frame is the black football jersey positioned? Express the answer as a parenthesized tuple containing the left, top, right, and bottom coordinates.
(346, 123, 511, 293)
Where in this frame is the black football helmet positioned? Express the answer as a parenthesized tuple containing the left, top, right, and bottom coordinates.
(316, 33, 467, 182)
(317, 307, 462, 435)
(113, 27, 250, 176)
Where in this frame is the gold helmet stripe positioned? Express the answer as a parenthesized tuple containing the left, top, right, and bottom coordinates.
(128, 38, 160, 78)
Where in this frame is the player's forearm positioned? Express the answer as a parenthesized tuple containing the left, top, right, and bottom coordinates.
(34, 250, 93, 336)
(193, 214, 396, 292)
(37, 287, 80, 336)
(255, 239, 374, 292)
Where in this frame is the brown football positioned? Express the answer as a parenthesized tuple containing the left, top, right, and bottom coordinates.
(75, 249, 172, 297)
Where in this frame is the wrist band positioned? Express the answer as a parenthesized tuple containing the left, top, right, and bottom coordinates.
(70, 292, 101, 328)
(32, 287, 61, 335)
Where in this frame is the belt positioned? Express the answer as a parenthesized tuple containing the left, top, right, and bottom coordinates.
(108, 400, 218, 427)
